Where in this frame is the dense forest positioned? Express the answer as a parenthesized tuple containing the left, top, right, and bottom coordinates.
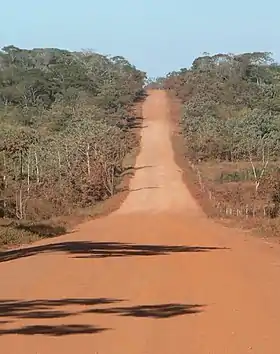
(0, 45, 146, 244)
(158, 51, 280, 233)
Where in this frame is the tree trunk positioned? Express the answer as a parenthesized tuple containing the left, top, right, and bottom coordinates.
(34, 150, 40, 183)
(27, 151, 31, 195)
(86, 143, 91, 178)
(58, 150, 61, 182)
(2, 152, 7, 217)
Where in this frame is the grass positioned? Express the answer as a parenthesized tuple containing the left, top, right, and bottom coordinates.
(191, 160, 280, 239)
(0, 217, 67, 248)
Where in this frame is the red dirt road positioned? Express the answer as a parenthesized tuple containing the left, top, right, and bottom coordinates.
(1, 90, 280, 353)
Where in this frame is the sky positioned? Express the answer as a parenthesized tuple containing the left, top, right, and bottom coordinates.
(1, 0, 279, 77)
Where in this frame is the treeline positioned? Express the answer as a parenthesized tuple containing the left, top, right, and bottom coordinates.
(0, 45, 146, 222)
(163, 52, 280, 165)
(156, 52, 280, 229)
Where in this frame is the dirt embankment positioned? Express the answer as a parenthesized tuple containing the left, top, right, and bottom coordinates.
(168, 94, 216, 217)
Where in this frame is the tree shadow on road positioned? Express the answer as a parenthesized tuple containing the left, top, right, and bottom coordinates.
(0, 324, 107, 336)
(130, 186, 159, 192)
(0, 241, 229, 263)
(0, 297, 204, 336)
(0, 298, 118, 319)
(85, 303, 203, 318)
(121, 165, 154, 177)
(0, 297, 116, 336)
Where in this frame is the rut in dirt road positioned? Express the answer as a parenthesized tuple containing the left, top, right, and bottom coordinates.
(1, 90, 280, 354)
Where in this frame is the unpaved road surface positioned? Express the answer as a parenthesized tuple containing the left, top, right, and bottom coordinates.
(1, 90, 280, 354)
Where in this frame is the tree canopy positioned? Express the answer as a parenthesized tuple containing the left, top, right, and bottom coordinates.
(162, 52, 280, 162)
(0, 46, 146, 221)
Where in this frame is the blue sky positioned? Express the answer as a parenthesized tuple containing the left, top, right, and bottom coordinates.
(1, 0, 279, 76)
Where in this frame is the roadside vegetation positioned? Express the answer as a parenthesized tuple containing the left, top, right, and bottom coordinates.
(0, 45, 146, 246)
(157, 52, 280, 237)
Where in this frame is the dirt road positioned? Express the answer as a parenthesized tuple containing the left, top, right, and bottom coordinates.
(1, 90, 280, 353)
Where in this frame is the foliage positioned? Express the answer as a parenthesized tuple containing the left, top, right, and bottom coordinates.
(163, 52, 280, 163)
(162, 51, 280, 220)
(0, 46, 146, 222)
